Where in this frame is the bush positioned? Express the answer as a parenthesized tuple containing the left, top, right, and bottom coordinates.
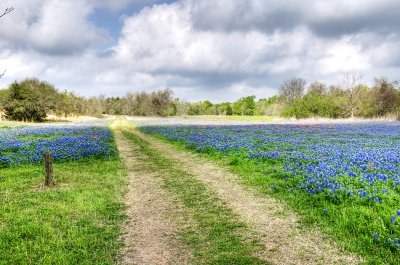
(3, 79, 56, 122)
(282, 94, 342, 119)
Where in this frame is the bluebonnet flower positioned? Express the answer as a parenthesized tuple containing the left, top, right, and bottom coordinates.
(139, 122, 400, 252)
(388, 238, 392, 244)
(374, 233, 379, 240)
(395, 238, 399, 248)
(0, 125, 116, 165)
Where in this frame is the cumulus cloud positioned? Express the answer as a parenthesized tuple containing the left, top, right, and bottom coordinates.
(1, 0, 399, 101)
(0, 0, 106, 55)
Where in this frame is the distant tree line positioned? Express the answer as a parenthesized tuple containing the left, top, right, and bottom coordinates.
(1, 73, 399, 122)
(279, 73, 400, 119)
(0, 78, 174, 122)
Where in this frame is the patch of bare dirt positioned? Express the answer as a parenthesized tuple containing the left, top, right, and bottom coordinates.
(131, 129, 362, 265)
(114, 130, 191, 265)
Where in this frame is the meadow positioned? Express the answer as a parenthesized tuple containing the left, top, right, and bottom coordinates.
(2, 119, 400, 264)
(0, 124, 125, 264)
(140, 122, 400, 264)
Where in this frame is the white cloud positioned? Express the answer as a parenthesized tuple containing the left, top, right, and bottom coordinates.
(1, 0, 400, 101)
(0, 0, 106, 55)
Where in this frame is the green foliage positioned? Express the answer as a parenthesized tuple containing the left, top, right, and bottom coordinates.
(3, 79, 58, 122)
(221, 102, 233, 115)
(2, 75, 399, 120)
(232, 96, 256, 116)
(255, 96, 285, 116)
(282, 94, 342, 118)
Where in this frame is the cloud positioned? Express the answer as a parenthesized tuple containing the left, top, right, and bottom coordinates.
(0, 0, 106, 55)
(1, 0, 400, 102)
(189, 0, 400, 37)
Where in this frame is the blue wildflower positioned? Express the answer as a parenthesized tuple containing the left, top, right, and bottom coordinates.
(374, 233, 378, 240)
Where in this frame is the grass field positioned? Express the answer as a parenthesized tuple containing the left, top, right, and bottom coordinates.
(3, 117, 400, 264)
(0, 124, 126, 264)
(140, 122, 400, 264)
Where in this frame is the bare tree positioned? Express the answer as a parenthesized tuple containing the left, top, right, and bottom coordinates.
(279, 77, 306, 104)
(339, 71, 363, 118)
(372, 77, 398, 116)
(150, 88, 173, 116)
(1, 7, 13, 79)
(308, 81, 327, 95)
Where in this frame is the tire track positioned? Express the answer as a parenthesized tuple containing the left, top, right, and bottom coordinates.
(131, 129, 362, 265)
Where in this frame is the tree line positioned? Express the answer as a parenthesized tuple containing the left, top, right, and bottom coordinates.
(0, 74, 399, 122)
(0, 78, 175, 122)
(279, 73, 400, 119)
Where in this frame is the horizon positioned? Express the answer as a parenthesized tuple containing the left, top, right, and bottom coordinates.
(1, 0, 399, 102)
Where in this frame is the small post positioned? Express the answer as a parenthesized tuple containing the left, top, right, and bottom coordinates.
(44, 151, 54, 186)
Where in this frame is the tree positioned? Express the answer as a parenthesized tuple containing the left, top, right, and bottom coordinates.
(220, 102, 233, 115)
(0, 7, 14, 79)
(232, 96, 255, 115)
(150, 88, 173, 116)
(339, 71, 363, 118)
(371, 77, 399, 116)
(4, 82, 46, 122)
(279, 78, 306, 104)
(308, 81, 327, 95)
(3, 79, 59, 122)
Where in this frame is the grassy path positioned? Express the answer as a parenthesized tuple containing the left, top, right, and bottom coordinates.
(117, 123, 362, 265)
(115, 130, 191, 264)
(115, 127, 267, 264)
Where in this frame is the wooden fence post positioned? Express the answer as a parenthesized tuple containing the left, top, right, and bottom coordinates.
(44, 151, 54, 186)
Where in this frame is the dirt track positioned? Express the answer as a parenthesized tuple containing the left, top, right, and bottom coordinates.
(115, 124, 361, 265)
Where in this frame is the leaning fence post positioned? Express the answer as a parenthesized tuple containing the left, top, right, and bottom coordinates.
(44, 151, 54, 186)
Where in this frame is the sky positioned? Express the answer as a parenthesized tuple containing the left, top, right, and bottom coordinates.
(0, 0, 399, 102)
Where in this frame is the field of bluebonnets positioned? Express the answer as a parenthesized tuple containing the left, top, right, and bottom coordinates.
(0, 123, 123, 264)
(0, 124, 117, 167)
(140, 122, 400, 263)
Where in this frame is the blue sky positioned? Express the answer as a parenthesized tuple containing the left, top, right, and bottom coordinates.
(0, 0, 399, 102)
(90, 0, 175, 43)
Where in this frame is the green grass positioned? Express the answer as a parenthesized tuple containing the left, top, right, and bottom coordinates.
(122, 130, 268, 265)
(142, 132, 400, 264)
(0, 158, 126, 264)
